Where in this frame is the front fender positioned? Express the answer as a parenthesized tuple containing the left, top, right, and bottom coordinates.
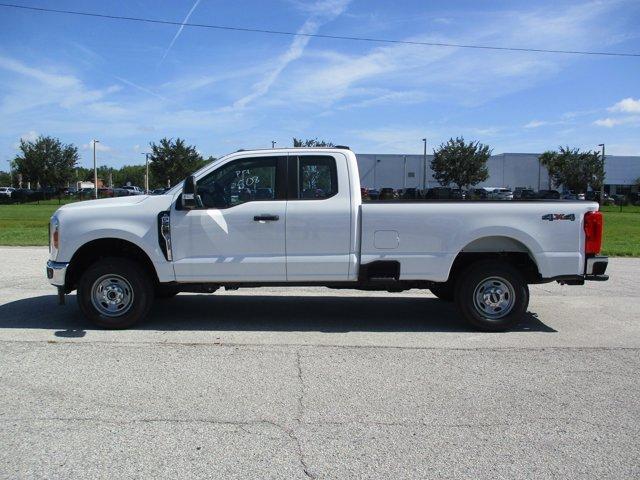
(58, 224, 175, 283)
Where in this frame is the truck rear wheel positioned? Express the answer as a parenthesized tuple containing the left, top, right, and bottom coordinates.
(77, 257, 154, 329)
(454, 260, 529, 331)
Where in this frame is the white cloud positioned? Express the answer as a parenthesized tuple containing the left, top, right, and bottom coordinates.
(114, 76, 167, 101)
(340, 89, 431, 109)
(594, 118, 618, 127)
(0, 55, 121, 114)
(82, 141, 111, 152)
(524, 120, 548, 129)
(264, 0, 625, 109)
(20, 130, 39, 142)
(12, 130, 39, 149)
(232, 0, 351, 108)
(593, 116, 640, 128)
(159, 0, 202, 65)
(608, 97, 640, 113)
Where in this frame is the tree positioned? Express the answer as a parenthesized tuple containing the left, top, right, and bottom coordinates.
(431, 137, 491, 189)
(0, 171, 11, 186)
(119, 165, 148, 188)
(293, 138, 334, 147)
(96, 165, 147, 188)
(148, 138, 208, 187)
(13, 135, 79, 187)
(539, 146, 604, 193)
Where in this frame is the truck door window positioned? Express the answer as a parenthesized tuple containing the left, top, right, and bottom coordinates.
(297, 156, 338, 200)
(197, 157, 279, 208)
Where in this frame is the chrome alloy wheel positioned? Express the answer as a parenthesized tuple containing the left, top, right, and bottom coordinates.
(472, 276, 516, 319)
(90, 274, 135, 317)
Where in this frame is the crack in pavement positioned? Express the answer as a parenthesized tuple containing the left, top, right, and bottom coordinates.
(292, 350, 315, 479)
(3, 338, 639, 352)
(1, 415, 636, 434)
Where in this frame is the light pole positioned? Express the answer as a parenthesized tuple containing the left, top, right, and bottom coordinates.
(141, 152, 150, 193)
(422, 138, 427, 190)
(271, 140, 276, 149)
(403, 155, 407, 189)
(7, 159, 13, 187)
(598, 143, 605, 203)
(93, 139, 99, 199)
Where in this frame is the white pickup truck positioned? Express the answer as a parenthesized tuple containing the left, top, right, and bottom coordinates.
(47, 147, 608, 331)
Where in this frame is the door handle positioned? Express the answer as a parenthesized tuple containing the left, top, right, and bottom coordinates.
(254, 214, 279, 222)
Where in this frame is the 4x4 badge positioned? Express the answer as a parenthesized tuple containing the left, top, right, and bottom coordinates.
(542, 213, 575, 221)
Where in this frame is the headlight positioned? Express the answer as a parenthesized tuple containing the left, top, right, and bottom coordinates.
(50, 215, 60, 259)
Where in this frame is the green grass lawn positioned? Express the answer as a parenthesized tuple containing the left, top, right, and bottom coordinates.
(0, 201, 72, 246)
(600, 208, 640, 257)
(0, 201, 639, 256)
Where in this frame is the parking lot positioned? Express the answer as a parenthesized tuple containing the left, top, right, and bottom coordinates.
(0, 247, 638, 478)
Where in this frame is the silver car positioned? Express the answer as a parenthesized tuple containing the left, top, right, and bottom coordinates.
(0, 186, 15, 198)
(489, 188, 514, 200)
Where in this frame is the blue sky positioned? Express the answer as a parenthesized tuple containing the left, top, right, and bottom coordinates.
(0, 0, 639, 170)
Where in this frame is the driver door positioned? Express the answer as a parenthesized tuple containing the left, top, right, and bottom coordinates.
(171, 155, 287, 282)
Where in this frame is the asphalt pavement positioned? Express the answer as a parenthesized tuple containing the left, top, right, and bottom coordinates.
(0, 247, 638, 479)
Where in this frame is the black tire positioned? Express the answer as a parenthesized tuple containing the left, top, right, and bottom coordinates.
(77, 257, 154, 329)
(454, 260, 529, 332)
(430, 283, 454, 302)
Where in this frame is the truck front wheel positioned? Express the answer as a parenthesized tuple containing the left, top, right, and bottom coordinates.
(77, 257, 154, 329)
(454, 260, 529, 332)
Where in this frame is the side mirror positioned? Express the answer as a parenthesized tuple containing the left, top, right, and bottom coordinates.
(181, 175, 198, 210)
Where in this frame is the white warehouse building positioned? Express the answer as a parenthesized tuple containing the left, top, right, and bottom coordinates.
(356, 153, 640, 195)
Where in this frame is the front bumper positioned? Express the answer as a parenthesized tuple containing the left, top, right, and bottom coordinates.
(46, 260, 68, 287)
(585, 255, 609, 281)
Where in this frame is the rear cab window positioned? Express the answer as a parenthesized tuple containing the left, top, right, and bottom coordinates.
(289, 155, 338, 200)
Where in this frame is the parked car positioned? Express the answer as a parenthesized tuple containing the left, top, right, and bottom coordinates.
(611, 194, 629, 206)
(78, 188, 95, 199)
(469, 188, 488, 199)
(98, 188, 114, 198)
(537, 189, 561, 199)
(425, 187, 454, 199)
(367, 189, 380, 200)
(451, 188, 466, 200)
(10, 188, 33, 203)
(151, 188, 169, 195)
(378, 187, 396, 200)
(109, 188, 128, 197)
(46, 146, 608, 332)
(0, 187, 15, 199)
(561, 191, 585, 201)
(121, 185, 144, 195)
(488, 188, 513, 200)
(26, 186, 58, 201)
(585, 192, 615, 205)
(513, 188, 536, 200)
(401, 188, 423, 200)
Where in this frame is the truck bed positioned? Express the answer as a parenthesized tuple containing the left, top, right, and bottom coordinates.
(359, 201, 599, 282)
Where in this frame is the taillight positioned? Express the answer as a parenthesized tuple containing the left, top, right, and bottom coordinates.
(53, 229, 59, 250)
(584, 211, 603, 255)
